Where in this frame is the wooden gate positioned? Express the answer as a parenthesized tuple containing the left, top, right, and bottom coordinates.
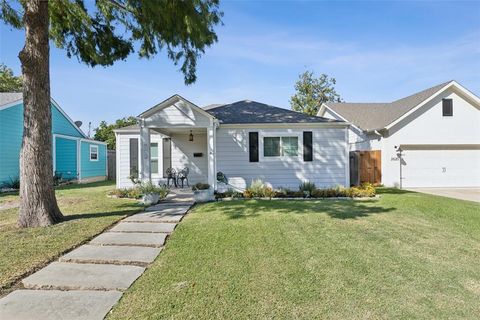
(107, 150, 116, 180)
(359, 150, 381, 185)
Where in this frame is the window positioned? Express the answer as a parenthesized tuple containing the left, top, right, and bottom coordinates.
(442, 99, 453, 116)
(264, 137, 281, 156)
(263, 136, 298, 157)
(129, 138, 138, 177)
(89, 145, 98, 161)
(151, 142, 159, 174)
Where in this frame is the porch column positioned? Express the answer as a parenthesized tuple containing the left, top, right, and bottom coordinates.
(140, 123, 151, 182)
(207, 124, 216, 190)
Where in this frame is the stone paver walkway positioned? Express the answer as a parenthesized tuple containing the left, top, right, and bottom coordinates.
(0, 190, 194, 320)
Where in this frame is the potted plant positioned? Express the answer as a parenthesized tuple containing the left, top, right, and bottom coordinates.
(139, 181, 168, 205)
(192, 183, 213, 203)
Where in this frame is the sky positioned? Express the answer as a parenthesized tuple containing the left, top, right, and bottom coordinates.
(1, 0, 479, 134)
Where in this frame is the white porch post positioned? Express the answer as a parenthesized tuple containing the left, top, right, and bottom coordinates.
(207, 123, 216, 190)
(140, 122, 151, 182)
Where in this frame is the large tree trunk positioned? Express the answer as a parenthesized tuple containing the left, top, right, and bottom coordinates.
(17, 0, 63, 227)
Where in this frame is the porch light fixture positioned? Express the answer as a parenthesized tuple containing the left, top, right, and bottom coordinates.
(189, 130, 194, 142)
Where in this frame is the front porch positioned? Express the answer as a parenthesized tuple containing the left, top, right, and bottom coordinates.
(137, 95, 218, 190)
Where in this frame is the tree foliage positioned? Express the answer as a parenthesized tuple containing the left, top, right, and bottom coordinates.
(94, 116, 138, 150)
(0, 0, 222, 228)
(290, 71, 342, 116)
(0, 63, 23, 92)
(1, 0, 223, 84)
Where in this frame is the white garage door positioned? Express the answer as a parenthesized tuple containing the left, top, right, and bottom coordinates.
(402, 148, 480, 187)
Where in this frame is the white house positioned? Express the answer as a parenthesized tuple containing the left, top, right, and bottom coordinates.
(115, 95, 350, 190)
(318, 81, 480, 188)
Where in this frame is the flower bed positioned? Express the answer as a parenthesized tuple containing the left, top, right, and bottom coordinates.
(215, 180, 376, 200)
(108, 182, 169, 204)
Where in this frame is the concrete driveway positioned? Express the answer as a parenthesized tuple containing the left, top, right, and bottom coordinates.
(407, 188, 480, 203)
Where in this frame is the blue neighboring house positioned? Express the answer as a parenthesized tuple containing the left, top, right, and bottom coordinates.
(0, 92, 107, 186)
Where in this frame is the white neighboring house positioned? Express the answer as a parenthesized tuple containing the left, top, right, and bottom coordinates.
(114, 95, 350, 190)
(318, 81, 480, 188)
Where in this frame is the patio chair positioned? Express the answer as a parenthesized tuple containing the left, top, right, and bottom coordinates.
(177, 167, 190, 188)
(166, 168, 177, 187)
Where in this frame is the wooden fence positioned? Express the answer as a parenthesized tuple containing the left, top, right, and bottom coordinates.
(349, 150, 382, 185)
(107, 150, 116, 180)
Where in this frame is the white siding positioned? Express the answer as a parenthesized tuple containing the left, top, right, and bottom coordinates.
(323, 108, 381, 151)
(170, 133, 208, 185)
(382, 89, 480, 187)
(216, 127, 348, 189)
(144, 102, 211, 128)
(116, 133, 164, 188)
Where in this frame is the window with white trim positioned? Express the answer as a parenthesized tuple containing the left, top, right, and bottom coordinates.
(89, 145, 99, 161)
(150, 142, 159, 174)
(263, 136, 298, 157)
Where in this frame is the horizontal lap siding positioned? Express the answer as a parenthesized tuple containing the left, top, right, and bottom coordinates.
(117, 134, 137, 188)
(0, 102, 83, 185)
(52, 106, 83, 137)
(145, 105, 210, 127)
(0, 104, 23, 184)
(216, 127, 347, 189)
(55, 137, 77, 179)
(171, 133, 208, 184)
(80, 141, 106, 178)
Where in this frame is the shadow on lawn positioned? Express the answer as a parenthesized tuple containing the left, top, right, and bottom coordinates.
(213, 199, 395, 220)
(64, 203, 144, 221)
(376, 188, 415, 195)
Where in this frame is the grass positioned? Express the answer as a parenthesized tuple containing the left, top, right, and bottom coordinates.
(0, 181, 143, 293)
(108, 189, 480, 320)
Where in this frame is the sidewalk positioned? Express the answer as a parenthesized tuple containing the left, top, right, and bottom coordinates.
(0, 191, 194, 320)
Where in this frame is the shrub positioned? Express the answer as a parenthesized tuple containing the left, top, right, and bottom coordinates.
(243, 179, 275, 198)
(299, 181, 316, 197)
(249, 178, 265, 197)
(137, 182, 170, 199)
(311, 186, 347, 198)
(192, 183, 210, 191)
(216, 188, 243, 199)
(347, 183, 376, 198)
(310, 184, 375, 198)
(274, 187, 290, 198)
(2, 176, 20, 189)
(243, 189, 253, 199)
(108, 187, 142, 199)
(263, 187, 275, 199)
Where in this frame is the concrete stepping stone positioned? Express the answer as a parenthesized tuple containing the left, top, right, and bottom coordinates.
(90, 232, 167, 247)
(60, 244, 161, 266)
(22, 262, 144, 291)
(124, 211, 185, 223)
(145, 204, 191, 212)
(0, 289, 122, 320)
(110, 222, 177, 233)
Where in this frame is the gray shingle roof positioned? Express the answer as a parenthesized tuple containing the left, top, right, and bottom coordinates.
(325, 81, 452, 131)
(0, 92, 23, 106)
(116, 99, 341, 132)
(205, 100, 340, 124)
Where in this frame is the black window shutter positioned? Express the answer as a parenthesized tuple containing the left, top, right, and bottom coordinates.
(303, 131, 313, 161)
(442, 99, 453, 116)
(249, 132, 259, 162)
(129, 138, 139, 177)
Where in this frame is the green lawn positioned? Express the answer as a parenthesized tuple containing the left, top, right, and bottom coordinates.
(109, 189, 480, 319)
(0, 181, 143, 293)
